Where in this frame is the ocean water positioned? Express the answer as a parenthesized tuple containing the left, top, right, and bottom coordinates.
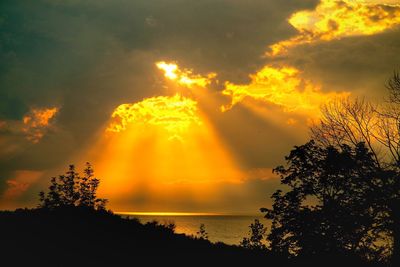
(127, 215, 265, 245)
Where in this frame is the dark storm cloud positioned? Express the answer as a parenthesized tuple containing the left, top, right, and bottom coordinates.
(0, 0, 317, 181)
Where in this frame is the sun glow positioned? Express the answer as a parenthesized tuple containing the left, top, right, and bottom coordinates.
(82, 93, 243, 211)
(156, 61, 216, 88)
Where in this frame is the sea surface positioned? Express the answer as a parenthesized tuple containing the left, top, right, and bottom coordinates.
(123, 214, 265, 245)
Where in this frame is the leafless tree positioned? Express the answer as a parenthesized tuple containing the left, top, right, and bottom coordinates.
(310, 72, 400, 264)
(311, 97, 381, 166)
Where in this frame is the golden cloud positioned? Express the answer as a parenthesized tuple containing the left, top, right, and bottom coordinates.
(107, 94, 202, 140)
(156, 61, 217, 88)
(269, 0, 400, 56)
(22, 107, 59, 143)
(221, 65, 349, 116)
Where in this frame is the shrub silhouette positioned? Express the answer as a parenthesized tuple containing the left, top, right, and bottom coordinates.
(197, 223, 209, 240)
(240, 219, 267, 250)
(39, 163, 108, 210)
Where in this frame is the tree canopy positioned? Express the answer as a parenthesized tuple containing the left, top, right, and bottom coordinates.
(262, 141, 389, 260)
(39, 163, 108, 210)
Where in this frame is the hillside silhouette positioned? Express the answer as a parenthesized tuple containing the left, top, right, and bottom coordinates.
(1, 207, 277, 267)
(0, 159, 387, 266)
(0, 163, 273, 266)
(0, 207, 382, 267)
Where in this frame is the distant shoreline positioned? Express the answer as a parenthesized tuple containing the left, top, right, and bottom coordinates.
(115, 211, 261, 217)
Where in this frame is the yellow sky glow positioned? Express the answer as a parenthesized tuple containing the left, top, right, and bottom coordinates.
(83, 93, 243, 210)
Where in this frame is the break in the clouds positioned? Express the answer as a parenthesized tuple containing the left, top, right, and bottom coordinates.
(0, 0, 399, 212)
(156, 61, 217, 88)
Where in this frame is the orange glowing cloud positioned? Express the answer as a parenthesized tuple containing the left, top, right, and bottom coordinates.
(1, 170, 42, 201)
(221, 65, 349, 116)
(107, 94, 201, 141)
(156, 61, 217, 88)
(4, 180, 30, 199)
(0, 170, 43, 210)
(0, 120, 6, 129)
(22, 107, 59, 143)
(269, 0, 400, 56)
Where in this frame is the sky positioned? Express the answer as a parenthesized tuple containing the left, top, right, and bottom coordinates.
(0, 0, 399, 214)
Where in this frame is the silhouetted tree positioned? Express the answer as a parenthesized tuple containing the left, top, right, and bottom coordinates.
(240, 219, 267, 250)
(310, 72, 400, 264)
(197, 223, 209, 240)
(39, 163, 108, 210)
(262, 141, 384, 259)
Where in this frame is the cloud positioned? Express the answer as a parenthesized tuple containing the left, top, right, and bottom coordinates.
(268, 0, 400, 56)
(107, 94, 201, 140)
(1, 0, 398, 212)
(221, 65, 349, 115)
(3, 180, 30, 199)
(0, 106, 58, 143)
(0, 170, 42, 209)
(272, 27, 400, 99)
(218, 0, 399, 126)
(0, 0, 311, 177)
(22, 107, 59, 143)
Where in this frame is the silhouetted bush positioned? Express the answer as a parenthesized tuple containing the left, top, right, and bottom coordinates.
(240, 219, 267, 250)
(38, 163, 108, 210)
(197, 223, 209, 240)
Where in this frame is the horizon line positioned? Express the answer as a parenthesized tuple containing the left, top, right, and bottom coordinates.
(115, 211, 260, 216)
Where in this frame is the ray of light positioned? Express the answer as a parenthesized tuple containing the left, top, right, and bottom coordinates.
(81, 94, 243, 211)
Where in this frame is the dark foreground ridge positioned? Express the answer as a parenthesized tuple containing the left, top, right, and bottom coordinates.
(0, 207, 383, 267)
